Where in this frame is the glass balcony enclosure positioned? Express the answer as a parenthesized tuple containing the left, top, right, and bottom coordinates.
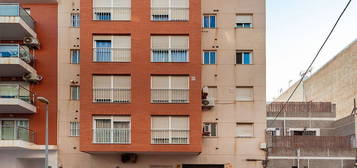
(0, 3, 35, 30)
(0, 44, 34, 64)
(0, 84, 35, 105)
(0, 120, 35, 143)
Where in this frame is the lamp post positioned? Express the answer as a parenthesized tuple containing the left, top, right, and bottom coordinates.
(37, 96, 49, 168)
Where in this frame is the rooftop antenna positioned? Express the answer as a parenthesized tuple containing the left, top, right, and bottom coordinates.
(351, 98, 357, 115)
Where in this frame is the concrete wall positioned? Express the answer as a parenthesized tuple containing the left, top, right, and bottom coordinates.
(275, 40, 357, 119)
(0, 149, 57, 168)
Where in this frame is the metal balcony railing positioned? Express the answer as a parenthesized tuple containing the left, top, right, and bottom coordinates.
(0, 44, 34, 64)
(0, 3, 35, 30)
(151, 89, 189, 103)
(93, 48, 131, 62)
(0, 126, 35, 143)
(93, 128, 130, 144)
(0, 84, 35, 105)
(151, 8, 189, 21)
(151, 129, 189, 144)
(93, 88, 131, 103)
(151, 49, 189, 62)
(93, 7, 131, 20)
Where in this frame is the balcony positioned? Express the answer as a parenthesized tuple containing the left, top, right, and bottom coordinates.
(93, 128, 131, 144)
(93, 88, 131, 103)
(151, 88, 189, 103)
(151, 8, 189, 21)
(0, 3, 37, 40)
(0, 44, 37, 77)
(0, 125, 36, 149)
(151, 129, 189, 144)
(0, 84, 36, 113)
(93, 48, 131, 62)
(93, 7, 131, 21)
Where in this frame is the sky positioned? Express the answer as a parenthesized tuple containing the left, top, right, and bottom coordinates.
(267, 0, 357, 101)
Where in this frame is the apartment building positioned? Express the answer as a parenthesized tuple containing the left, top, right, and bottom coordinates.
(0, 1, 58, 168)
(11, 0, 266, 167)
(275, 39, 357, 119)
(266, 102, 357, 168)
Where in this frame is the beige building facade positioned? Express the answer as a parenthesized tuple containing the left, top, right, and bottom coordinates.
(276, 39, 357, 119)
(57, 0, 266, 168)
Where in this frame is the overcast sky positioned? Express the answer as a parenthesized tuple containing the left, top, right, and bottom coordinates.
(266, 0, 357, 101)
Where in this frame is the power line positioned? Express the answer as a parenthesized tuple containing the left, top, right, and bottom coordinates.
(268, 0, 353, 128)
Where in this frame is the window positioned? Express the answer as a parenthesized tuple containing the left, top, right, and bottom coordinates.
(151, 36, 189, 62)
(151, 116, 189, 144)
(93, 75, 131, 103)
(236, 123, 254, 137)
(70, 122, 80, 136)
(93, 0, 131, 20)
(203, 123, 217, 137)
(151, 0, 189, 21)
(0, 120, 30, 142)
(236, 87, 253, 101)
(203, 14, 216, 28)
(93, 35, 131, 62)
(70, 49, 80, 64)
(93, 116, 131, 143)
(236, 14, 253, 28)
(288, 128, 320, 136)
(151, 76, 189, 103)
(236, 51, 252, 64)
(70, 13, 80, 27)
(203, 51, 216, 64)
(266, 128, 280, 136)
(70, 85, 80, 100)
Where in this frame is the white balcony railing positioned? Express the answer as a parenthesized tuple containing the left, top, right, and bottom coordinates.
(151, 8, 189, 21)
(93, 128, 130, 144)
(151, 49, 189, 62)
(151, 129, 189, 144)
(93, 88, 131, 103)
(151, 89, 189, 103)
(93, 7, 131, 20)
(93, 48, 131, 62)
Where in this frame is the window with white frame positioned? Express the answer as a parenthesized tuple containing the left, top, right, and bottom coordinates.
(93, 35, 131, 62)
(70, 85, 80, 100)
(70, 49, 80, 64)
(288, 128, 320, 136)
(93, 75, 131, 103)
(151, 116, 189, 144)
(203, 123, 217, 137)
(70, 13, 80, 27)
(151, 76, 189, 103)
(151, 0, 189, 21)
(236, 86, 253, 101)
(151, 35, 189, 62)
(202, 51, 216, 64)
(236, 51, 252, 64)
(236, 14, 253, 28)
(93, 116, 131, 144)
(93, 0, 131, 20)
(266, 128, 281, 136)
(0, 119, 30, 142)
(236, 123, 254, 137)
(70, 122, 80, 136)
(202, 14, 216, 28)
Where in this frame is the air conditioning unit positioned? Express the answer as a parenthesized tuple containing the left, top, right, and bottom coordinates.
(24, 37, 40, 49)
(121, 153, 137, 163)
(202, 98, 215, 107)
(23, 73, 43, 83)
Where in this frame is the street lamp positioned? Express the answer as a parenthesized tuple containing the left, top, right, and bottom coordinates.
(37, 97, 49, 168)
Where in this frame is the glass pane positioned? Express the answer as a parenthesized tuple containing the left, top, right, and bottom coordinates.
(96, 12, 111, 20)
(211, 123, 217, 136)
(209, 52, 216, 64)
(209, 15, 216, 28)
(1, 121, 15, 140)
(96, 41, 112, 62)
(171, 50, 187, 62)
(0, 45, 18, 57)
(203, 52, 210, 64)
(152, 50, 169, 62)
(236, 52, 242, 64)
(203, 15, 209, 28)
(243, 52, 251, 64)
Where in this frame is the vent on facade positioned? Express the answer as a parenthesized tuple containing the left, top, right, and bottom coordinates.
(121, 153, 138, 163)
(24, 37, 40, 49)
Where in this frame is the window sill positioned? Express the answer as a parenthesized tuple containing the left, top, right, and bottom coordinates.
(151, 62, 190, 63)
(236, 136, 254, 138)
(235, 100, 254, 102)
(93, 143, 131, 144)
(203, 136, 218, 138)
(235, 64, 254, 65)
(150, 20, 189, 22)
(92, 20, 131, 22)
(235, 27, 254, 29)
(92, 102, 131, 104)
(92, 61, 131, 63)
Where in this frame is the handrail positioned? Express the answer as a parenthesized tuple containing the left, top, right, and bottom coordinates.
(0, 44, 34, 64)
(0, 84, 36, 105)
(0, 126, 35, 143)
